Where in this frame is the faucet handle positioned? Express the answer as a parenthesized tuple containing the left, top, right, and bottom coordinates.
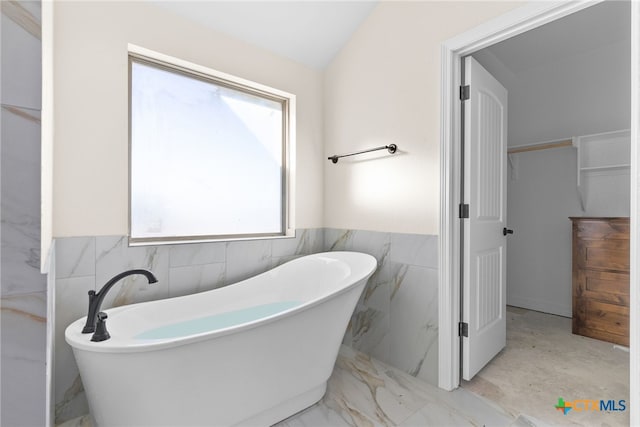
(82, 290, 98, 334)
(91, 312, 111, 342)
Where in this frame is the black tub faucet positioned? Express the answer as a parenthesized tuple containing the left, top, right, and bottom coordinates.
(82, 269, 158, 334)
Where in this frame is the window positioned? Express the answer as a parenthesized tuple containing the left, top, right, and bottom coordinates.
(128, 48, 295, 244)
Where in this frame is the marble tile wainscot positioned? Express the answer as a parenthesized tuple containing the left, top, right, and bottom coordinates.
(325, 229, 439, 386)
(53, 228, 438, 424)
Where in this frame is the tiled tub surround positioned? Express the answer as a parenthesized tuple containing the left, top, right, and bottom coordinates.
(54, 228, 438, 424)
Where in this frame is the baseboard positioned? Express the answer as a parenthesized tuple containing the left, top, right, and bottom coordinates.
(507, 295, 571, 318)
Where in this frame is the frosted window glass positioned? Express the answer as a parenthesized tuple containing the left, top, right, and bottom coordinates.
(130, 60, 286, 240)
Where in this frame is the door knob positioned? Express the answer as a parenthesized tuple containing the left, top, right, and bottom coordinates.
(503, 228, 514, 236)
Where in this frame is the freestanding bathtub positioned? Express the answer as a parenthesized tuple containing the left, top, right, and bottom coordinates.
(65, 251, 376, 426)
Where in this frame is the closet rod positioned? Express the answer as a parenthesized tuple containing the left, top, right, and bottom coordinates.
(507, 139, 573, 154)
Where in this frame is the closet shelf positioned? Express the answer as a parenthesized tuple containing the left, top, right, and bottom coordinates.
(507, 129, 630, 212)
(580, 164, 630, 172)
(574, 129, 631, 212)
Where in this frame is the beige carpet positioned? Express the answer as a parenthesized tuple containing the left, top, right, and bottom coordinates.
(463, 306, 629, 427)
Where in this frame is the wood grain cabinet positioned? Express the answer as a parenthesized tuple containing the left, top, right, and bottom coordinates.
(570, 217, 629, 346)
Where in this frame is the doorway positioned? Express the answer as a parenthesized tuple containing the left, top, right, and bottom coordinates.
(460, 5, 631, 417)
(438, 0, 639, 424)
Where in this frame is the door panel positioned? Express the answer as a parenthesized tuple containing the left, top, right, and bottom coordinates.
(462, 56, 508, 381)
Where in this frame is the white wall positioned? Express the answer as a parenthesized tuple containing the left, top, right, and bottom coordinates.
(475, 39, 630, 146)
(507, 147, 630, 317)
(53, 1, 525, 238)
(510, 40, 629, 146)
(506, 147, 582, 316)
(53, 1, 324, 237)
(323, 1, 521, 235)
(582, 171, 631, 216)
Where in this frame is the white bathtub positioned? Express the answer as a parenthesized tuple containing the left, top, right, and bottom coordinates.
(65, 251, 376, 426)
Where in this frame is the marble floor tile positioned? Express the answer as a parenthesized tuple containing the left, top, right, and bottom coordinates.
(58, 345, 520, 427)
(326, 346, 517, 427)
(327, 347, 426, 426)
(398, 401, 490, 427)
(463, 307, 630, 427)
(509, 414, 555, 427)
(56, 414, 93, 427)
(275, 400, 355, 427)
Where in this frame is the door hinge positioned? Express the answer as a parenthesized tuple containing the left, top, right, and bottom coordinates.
(459, 204, 469, 219)
(460, 85, 470, 101)
(459, 322, 469, 337)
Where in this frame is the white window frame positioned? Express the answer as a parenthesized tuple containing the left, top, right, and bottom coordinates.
(127, 45, 296, 245)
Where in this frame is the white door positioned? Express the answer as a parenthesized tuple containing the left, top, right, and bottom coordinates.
(462, 56, 508, 381)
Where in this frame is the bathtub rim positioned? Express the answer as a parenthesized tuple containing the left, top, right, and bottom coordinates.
(65, 251, 376, 354)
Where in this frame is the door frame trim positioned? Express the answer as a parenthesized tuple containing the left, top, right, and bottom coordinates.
(438, 2, 639, 423)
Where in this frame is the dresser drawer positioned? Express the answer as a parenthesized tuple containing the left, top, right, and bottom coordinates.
(573, 219, 630, 240)
(571, 217, 630, 346)
(576, 240, 629, 272)
(576, 270, 629, 305)
(573, 299, 629, 346)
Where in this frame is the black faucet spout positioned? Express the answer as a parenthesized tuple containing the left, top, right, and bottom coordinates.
(82, 269, 158, 334)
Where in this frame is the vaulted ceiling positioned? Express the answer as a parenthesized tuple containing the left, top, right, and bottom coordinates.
(151, 1, 378, 70)
(152, 1, 628, 74)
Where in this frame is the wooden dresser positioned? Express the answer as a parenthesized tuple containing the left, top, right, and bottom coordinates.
(570, 217, 629, 346)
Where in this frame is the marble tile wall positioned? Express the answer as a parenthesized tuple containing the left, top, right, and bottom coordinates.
(325, 229, 439, 386)
(54, 228, 438, 423)
(0, 1, 47, 426)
